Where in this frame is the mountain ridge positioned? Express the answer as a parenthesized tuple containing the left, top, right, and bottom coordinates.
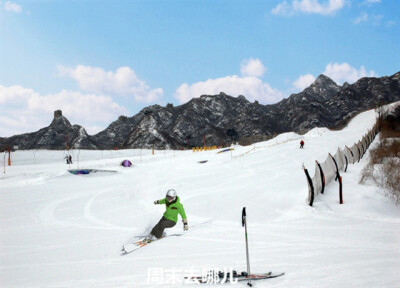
(1, 72, 399, 150)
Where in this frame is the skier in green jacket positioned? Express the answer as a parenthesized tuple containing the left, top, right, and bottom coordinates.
(148, 189, 188, 241)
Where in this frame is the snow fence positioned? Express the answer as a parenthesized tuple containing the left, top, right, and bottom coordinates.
(303, 124, 379, 206)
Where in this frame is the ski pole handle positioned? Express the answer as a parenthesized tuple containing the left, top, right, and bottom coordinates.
(242, 207, 246, 227)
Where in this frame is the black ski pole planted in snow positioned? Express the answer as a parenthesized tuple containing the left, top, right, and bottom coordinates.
(242, 207, 252, 287)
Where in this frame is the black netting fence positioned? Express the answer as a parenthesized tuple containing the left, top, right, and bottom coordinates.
(304, 124, 379, 206)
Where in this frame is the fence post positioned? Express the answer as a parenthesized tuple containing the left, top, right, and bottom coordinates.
(356, 144, 361, 162)
(316, 161, 325, 194)
(329, 153, 340, 181)
(303, 164, 314, 206)
(8, 147, 11, 166)
(329, 153, 343, 205)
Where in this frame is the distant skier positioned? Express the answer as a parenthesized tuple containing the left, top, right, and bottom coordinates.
(300, 140, 304, 149)
(69, 155, 73, 164)
(148, 189, 188, 242)
(65, 155, 70, 164)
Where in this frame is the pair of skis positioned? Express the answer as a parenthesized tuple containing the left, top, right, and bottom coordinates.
(121, 237, 153, 255)
(121, 220, 212, 255)
(121, 232, 184, 255)
(185, 270, 285, 284)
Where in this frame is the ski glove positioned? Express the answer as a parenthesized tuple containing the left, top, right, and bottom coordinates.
(154, 200, 160, 205)
(183, 219, 188, 231)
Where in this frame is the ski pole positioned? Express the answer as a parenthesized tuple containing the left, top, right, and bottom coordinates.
(242, 207, 252, 287)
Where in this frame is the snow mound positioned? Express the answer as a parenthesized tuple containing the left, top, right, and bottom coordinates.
(270, 131, 301, 144)
(306, 127, 330, 137)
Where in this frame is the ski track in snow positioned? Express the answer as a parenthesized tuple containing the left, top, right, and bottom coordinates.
(1, 107, 400, 287)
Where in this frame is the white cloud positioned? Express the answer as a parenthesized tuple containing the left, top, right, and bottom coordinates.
(292, 74, 316, 91)
(323, 62, 377, 84)
(354, 12, 384, 26)
(58, 65, 163, 103)
(272, 0, 345, 16)
(372, 14, 383, 26)
(3, 1, 22, 13)
(271, 1, 292, 15)
(386, 20, 396, 28)
(175, 75, 284, 105)
(0, 85, 128, 136)
(354, 12, 368, 24)
(240, 58, 267, 77)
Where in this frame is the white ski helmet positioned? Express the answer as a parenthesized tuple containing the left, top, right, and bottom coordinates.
(166, 189, 177, 201)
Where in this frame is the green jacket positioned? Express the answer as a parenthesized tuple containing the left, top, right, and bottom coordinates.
(158, 196, 187, 223)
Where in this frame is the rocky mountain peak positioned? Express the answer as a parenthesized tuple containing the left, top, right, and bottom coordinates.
(303, 74, 341, 102)
(314, 74, 336, 85)
(237, 95, 248, 101)
(392, 71, 400, 80)
(54, 110, 63, 118)
(49, 109, 72, 129)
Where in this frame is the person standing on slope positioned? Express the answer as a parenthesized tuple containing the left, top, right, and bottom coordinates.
(148, 189, 188, 242)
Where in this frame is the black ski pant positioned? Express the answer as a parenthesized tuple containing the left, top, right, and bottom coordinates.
(151, 216, 176, 238)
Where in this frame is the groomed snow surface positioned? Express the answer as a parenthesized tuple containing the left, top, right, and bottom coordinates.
(1, 108, 400, 288)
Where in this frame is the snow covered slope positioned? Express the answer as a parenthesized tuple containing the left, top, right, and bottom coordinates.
(1, 108, 399, 287)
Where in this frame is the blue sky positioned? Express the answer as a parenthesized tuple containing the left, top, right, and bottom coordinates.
(1, 0, 399, 137)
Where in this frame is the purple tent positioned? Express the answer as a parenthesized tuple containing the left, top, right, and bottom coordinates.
(121, 160, 133, 167)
